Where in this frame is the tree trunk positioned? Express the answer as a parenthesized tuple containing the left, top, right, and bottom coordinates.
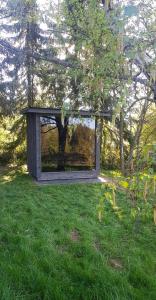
(101, 121, 107, 168)
(119, 107, 125, 174)
(26, 21, 35, 107)
(126, 100, 148, 174)
(27, 57, 34, 107)
(55, 116, 68, 171)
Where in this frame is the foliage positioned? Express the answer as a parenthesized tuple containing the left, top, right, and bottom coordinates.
(0, 117, 26, 164)
(61, 0, 125, 110)
(97, 182, 117, 222)
(99, 165, 156, 225)
(0, 118, 13, 164)
(141, 107, 156, 152)
(0, 0, 45, 111)
(0, 0, 156, 171)
(120, 169, 156, 202)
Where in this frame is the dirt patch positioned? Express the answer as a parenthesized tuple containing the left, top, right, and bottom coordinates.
(109, 258, 123, 270)
(70, 229, 80, 242)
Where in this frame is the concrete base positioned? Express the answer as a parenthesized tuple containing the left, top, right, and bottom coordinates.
(35, 176, 107, 185)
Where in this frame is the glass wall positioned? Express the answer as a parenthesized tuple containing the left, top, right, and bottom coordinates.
(40, 115, 96, 172)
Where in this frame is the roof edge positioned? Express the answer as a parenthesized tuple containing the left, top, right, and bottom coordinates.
(21, 107, 112, 119)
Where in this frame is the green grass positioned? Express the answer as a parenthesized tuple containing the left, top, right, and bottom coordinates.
(0, 167, 156, 300)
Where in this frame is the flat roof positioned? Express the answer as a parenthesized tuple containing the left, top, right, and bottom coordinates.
(21, 107, 112, 119)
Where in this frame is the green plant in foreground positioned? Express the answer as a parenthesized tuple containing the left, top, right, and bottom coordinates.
(120, 171, 156, 224)
(98, 169, 156, 225)
(97, 183, 123, 222)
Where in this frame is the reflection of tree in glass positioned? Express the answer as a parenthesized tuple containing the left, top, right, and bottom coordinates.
(41, 115, 69, 171)
(69, 124, 95, 167)
(41, 116, 95, 172)
(55, 116, 69, 170)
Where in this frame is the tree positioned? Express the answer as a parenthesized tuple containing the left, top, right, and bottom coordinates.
(0, 0, 48, 112)
(0, 0, 156, 173)
(65, 0, 125, 109)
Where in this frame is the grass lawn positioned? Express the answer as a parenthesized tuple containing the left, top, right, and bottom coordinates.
(0, 167, 156, 300)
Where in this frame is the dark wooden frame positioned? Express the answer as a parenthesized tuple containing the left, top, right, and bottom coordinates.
(22, 107, 111, 182)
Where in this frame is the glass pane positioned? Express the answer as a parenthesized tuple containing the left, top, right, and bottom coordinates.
(40, 115, 96, 172)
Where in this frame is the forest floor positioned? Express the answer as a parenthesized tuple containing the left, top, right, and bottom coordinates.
(0, 166, 156, 300)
